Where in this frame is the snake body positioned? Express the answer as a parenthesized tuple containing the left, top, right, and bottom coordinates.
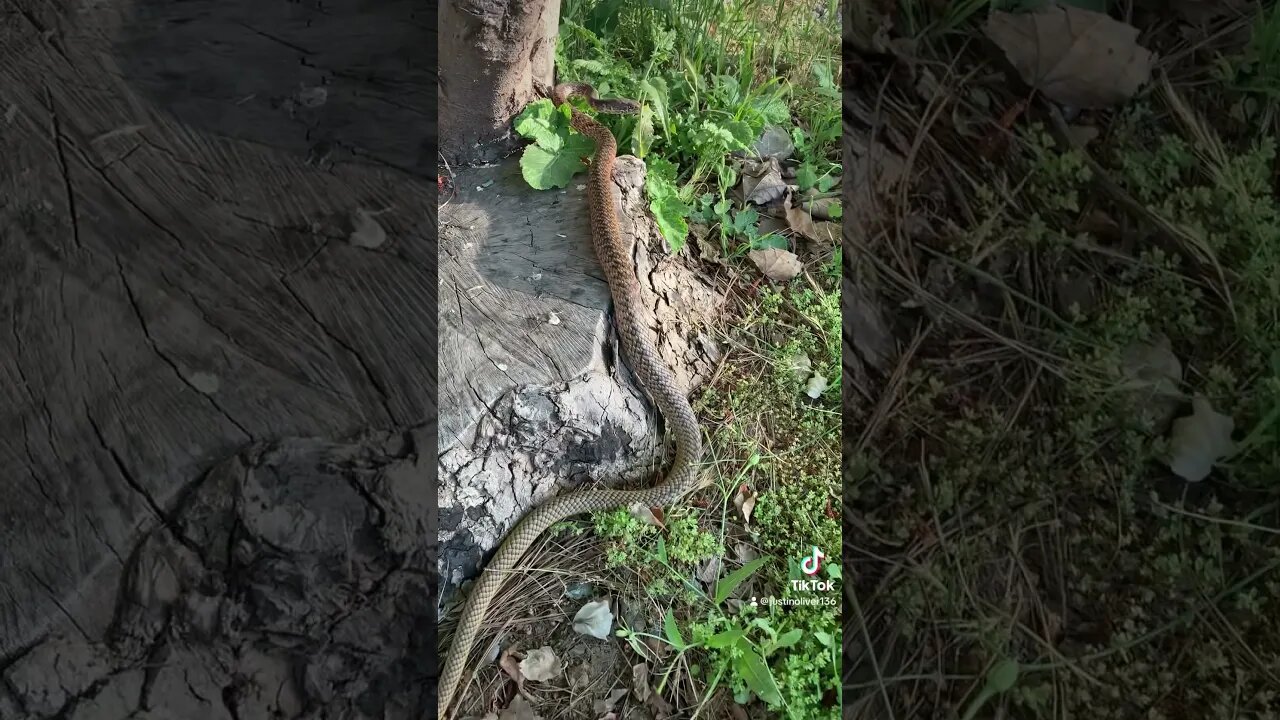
(438, 83, 704, 717)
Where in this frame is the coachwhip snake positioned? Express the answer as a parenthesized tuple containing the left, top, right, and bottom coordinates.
(438, 83, 705, 717)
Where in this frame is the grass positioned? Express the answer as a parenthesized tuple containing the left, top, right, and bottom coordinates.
(848, 2, 1280, 718)
(464, 0, 843, 717)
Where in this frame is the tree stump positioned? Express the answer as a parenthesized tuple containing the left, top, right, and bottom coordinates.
(0, 1, 434, 717)
(438, 154, 725, 606)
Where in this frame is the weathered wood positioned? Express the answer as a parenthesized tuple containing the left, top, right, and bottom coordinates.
(0, 0, 435, 717)
(437, 155, 725, 603)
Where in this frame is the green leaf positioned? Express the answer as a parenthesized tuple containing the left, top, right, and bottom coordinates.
(987, 659, 1020, 693)
(663, 609, 687, 649)
(750, 233, 787, 251)
(632, 104, 655, 159)
(656, 535, 668, 564)
(829, 202, 843, 220)
(520, 134, 595, 189)
(715, 556, 770, 605)
(734, 648, 783, 706)
(650, 192, 690, 252)
(731, 208, 759, 235)
(639, 78, 670, 129)
(774, 629, 803, 650)
(797, 163, 818, 192)
(752, 94, 791, 125)
(705, 625, 746, 649)
(817, 173, 836, 192)
(813, 630, 834, 647)
(513, 99, 568, 150)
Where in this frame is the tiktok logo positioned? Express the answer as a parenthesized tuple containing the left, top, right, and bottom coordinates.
(800, 546, 826, 576)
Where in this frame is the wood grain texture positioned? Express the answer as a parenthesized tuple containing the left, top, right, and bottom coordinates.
(438, 162, 611, 451)
(0, 0, 435, 716)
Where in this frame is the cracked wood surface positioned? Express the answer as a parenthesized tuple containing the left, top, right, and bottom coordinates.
(0, 0, 434, 717)
(437, 156, 724, 606)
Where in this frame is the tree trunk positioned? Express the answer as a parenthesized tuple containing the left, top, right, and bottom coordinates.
(438, 0, 561, 165)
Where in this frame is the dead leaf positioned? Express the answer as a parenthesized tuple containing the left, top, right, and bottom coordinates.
(783, 194, 826, 242)
(845, 277, 895, 372)
(748, 248, 802, 282)
(498, 695, 543, 720)
(1167, 396, 1235, 482)
(741, 158, 789, 205)
(984, 6, 1154, 108)
(732, 484, 757, 525)
(629, 503, 664, 528)
(573, 599, 614, 639)
(630, 663, 653, 703)
(499, 648, 525, 690)
(1064, 124, 1099, 148)
(519, 647, 562, 683)
(696, 556, 723, 585)
(805, 373, 830, 399)
(1171, 0, 1245, 25)
(1121, 334, 1184, 431)
(631, 662, 675, 717)
(594, 688, 628, 716)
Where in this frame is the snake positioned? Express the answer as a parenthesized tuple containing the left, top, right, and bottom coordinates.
(437, 83, 705, 718)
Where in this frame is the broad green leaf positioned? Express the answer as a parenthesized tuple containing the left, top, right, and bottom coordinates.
(731, 208, 759, 235)
(752, 94, 791, 126)
(663, 609, 687, 649)
(631, 104, 655, 159)
(639, 78, 670, 129)
(797, 163, 819, 191)
(829, 202, 843, 220)
(715, 556, 770, 605)
(705, 625, 746, 649)
(650, 192, 689, 252)
(817, 173, 836, 192)
(520, 134, 594, 189)
(774, 628, 803, 650)
(734, 649, 782, 706)
(513, 99, 567, 150)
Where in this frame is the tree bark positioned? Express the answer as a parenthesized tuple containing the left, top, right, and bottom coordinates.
(438, 0, 561, 165)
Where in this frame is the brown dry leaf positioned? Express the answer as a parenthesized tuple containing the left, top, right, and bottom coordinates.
(593, 688, 628, 716)
(783, 193, 825, 242)
(518, 646, 562, 683)
(630, 662, 652, 703)
(696, 556, 723, 585)
(628, 502, 664, 528)
(498, 695, 544, 720)
(983, 6, 1154, 108)
(499, 648, 525, 690)
(732, 484, 757, 525)
(630, 663, 674, 718)
(748, 247, 802, 282)
(1172, 0, 1245, 25)
(740, 157, 788, 205)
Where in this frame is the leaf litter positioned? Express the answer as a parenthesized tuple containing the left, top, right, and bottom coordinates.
(572, 598, 615, 639)
(1166, 396, 1235, 482)
(984, 5, 1154, 108)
